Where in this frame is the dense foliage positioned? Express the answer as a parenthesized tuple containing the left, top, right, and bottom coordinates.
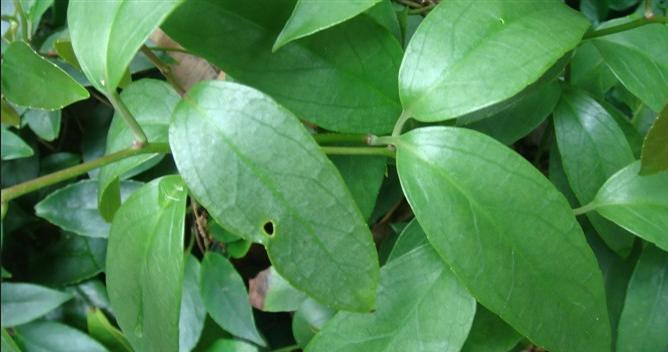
(1, 0, 667, 351)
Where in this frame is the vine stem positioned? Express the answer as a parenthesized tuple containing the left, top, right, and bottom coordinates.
(582, 16, 668, 39)
(321, 146, 395, 158)
(146, 46, 190, 54)
(108, 91, 149, 146)
(313, 133, 374, 144)
(1, 143, 170, 205)
(392, 111, 411, 137)
(140, 45, 186, 95)
(573, 203, 596, 216)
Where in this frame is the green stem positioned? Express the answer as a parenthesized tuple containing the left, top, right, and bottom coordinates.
(582, 16, 668, 39)
(313, 133, 373, 145)
(270, 344, 300, 352)
(140, 45, 186, 95)
(573, 203, 596, 216)
(392, 111, 411, 137)
(11, 0, 28, 41)
(321, 146, 395, 158)
(147, 46, 190, 54)
(0, 143, 170, 204)
(108, 91, 149, 146)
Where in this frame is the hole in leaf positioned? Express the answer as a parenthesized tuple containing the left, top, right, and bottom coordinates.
(262, 221, 275, 236)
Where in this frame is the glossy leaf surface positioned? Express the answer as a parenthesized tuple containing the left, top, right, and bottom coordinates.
(24, 109, 61, 142)
(640, 106, 668, 175)
(399, 0, 588, 121)
(170, 81, 379, 312)
(1, 41, 89, 110)
(67, 0, 184, 93)
(87, 309, 133, 352)
(1, 283, 72, 327)
(571, 41, 617, 97)
(15, 321, 107, 352)
(163, 0, 402, 134)
(395, 127, 611, 352)
(106, 176, 187, 352)
(1, 129, 33, 161)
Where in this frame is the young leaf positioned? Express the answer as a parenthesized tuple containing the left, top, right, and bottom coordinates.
(200, 252, 265, 346)
(249, 266, 307, 313)
(395, 127, 611, 352)
(179, 256, 206, 352)
(274, 0, 381, 50)
(106, 175, 187, 352)
(97, 79, 180, 221)
(553, 88, 636, 256)
(330, 155, 387, 221)
(307, 221, 476, 352)
(14, 321, 108, 352)
(1, 128, 33, 161)
(87, 309, 133, 352)
(616, 244, 668, 352)
(639, 106, 668, 175)
(461, 306, 521, 352)
(67, 0, 184, 93)
(1, 283, 72, 327)
(36, 180, 142, 238)
(1, 41, 89, 110)
(23, 109, 61, 142)
(1, 99, 21, 127)
(170, 81, 379, 312)
(587, 161, 668, 251)
(592, 20, 668, 112)
(399, 0, 589, 122)
(163, 0, 402, 134)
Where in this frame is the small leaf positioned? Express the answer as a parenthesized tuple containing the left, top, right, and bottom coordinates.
(14, 321, 108, 352)
(54, 39, 81, 69)
(274, 0, 381, 50)
(399, 0, 589, 121)
(1, 98, 21, 127)
(23, 109, 61, 142)
(67, 0, 184, 93)
(87, 308, 133, 352)
(307, 221, 476, 352)
(98, 79, 180, 221)
(1, 41, 89, 110)
(106, 175, 187, 352)
(0, 283, 72, 327)
(588, 161, 668, 251)
(592, 19, 668, 112)
(36, 179, 142, 238)
(1, 128, 33, 160)
(395, 127, 611, 352)
(170, 81, 379, 312)
(640, 105, 668, 175)
(179, 256, 206, 352)
(554, 88, 636, 256)
(200, 252, 265, 346)
(616, 244, 668, 352)
(249, 266, 307, 312)
(461, 306, 521, 352)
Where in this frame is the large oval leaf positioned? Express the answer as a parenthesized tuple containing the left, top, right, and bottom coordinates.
(1, 41, 89, 110)
(554, 88, 636, 256)
(640, 105, 668, 175)
(15, 321, 108, 352)
(169, 81, 379, 312)
(395, 127, 611, 352)
(163, 0, 402, 134)
(616, 244, 668, 352)
(587, 161, 668, 251)
(307, 220, 476, 352)
(274, 0, 381, 50)
(106, 175, 187, 352)
(68, 0, 184, 93)
(399, 0, 589, 122)
(1, 283, 72, 327)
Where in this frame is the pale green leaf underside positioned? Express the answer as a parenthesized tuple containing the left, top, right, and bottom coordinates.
(396, 127, 611, 352)
(1, 283, 72, 327)
(15, 321, 108, 352)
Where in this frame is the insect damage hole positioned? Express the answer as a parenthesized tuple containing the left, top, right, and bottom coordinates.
(262, 221, 275, 237)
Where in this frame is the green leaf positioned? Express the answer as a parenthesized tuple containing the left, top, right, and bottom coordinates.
(170, 81, 379, 312)
(465, 81, 561, 145)
(20, 0, 54, 36)
(274, 0, 381, 50)
(461, 306, 521, 352)
(1, 41, 89, 110)
(98, 79, 180, 221)
(292, 298, 335, 348)
(179, 256, 206, 352)
(571, 41, 617, 97)
(365, 0, 401, 42)
(600, 100, 643, 159)
(330, 155, 387, 221)
(554, 88, 636, 256)
(36, 179, 142, 238)
(204, 339, 259, 352)
(306, 221, 476, 352)
(249, 266, 307, 312)
(1, 98, 21, 127)
(1, 128, 33, 160)
(616, 244, 668, 352)
(163, 0, 402, 134)
(399, 0, 589, 122)
(395, 127, 611, 352)
(14, 321, 108, 352)
(106, 175, 187, 352)
(54, 39, 81, 69)
(587, 161, 668, 251)
(592, 20, 668, 112)
(1, 282, 72, 327)
(1, 329, 20, 352)
(87, 308, 133, 352)
(640, 105, 668, 175)
(67, 0, 184, 93)
(23, 109, 61, 141)
(200, 252, 265, 346)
